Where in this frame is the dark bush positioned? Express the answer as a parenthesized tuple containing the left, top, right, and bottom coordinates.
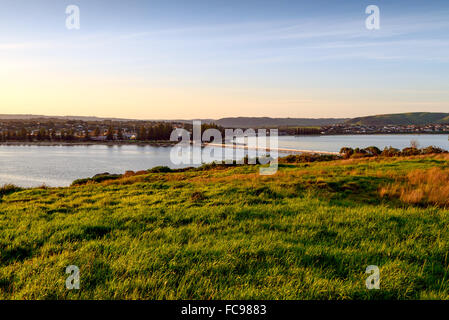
(401, 147, 421, 156)
(91, 174, 121, 183)
(195, 162, 228, 171)
(381, 147, 401, 157)
(350, 152, 368, 159)
(340, 147, 354, 159)
(283, 155, 299, 163)
(93, 172, 110, 178)
(421, 146, 446, 154)
(123, 170, 135, 177)
(71, 178, 91, 186)
(353, 148, 367, 154)
(71, 173, 121, 186)
(280, 153, 340, 163)
(0, 184, 22, 196)
(364, 146, 381, 156)
(148, 166, 173, 173)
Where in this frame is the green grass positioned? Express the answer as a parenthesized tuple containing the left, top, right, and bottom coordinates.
(1, 155, 449, 299)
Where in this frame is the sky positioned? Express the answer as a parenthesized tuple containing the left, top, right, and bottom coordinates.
(0, 0, 448, 119)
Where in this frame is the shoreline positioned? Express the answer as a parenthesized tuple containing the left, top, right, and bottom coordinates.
(0, 140, 178, 147)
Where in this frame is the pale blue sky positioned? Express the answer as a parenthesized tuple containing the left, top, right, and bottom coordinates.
(0, 0, 448, 119)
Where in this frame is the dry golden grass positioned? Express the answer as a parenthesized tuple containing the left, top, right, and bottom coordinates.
(380, 167, 449, 207)
(433, 153, 449, 161)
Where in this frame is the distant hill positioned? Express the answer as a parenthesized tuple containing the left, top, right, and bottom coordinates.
(0, 114, 132, 121)
(212, 117, 347, 128)
(0, 115, 348, 127)
(346, 112, 449, 126)
(2, 112, 449, 127)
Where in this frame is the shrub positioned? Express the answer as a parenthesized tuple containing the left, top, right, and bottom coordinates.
(340, 147, 354, 159)
(282, 155, 299, 163)
(0, 184, 22, 196)
(148, 166, 173, 173)
(350, 152, 368, 159)
(91, 174, 121, 183)
(93, 172, 111, 178)
(347, 148, 368, 159)
(279, 153, 340, 163)
(421, 146, 446, 154)
(71, 178, 91, 186)
(401, 147, 421, 156)
(71, 173, 122, 186)
(353, 148, 367, 154)
(195, 162, 227, 171)
(381, 146, 401, 157)
(364, 146, 381, 156)
(123, 170, 135, 177)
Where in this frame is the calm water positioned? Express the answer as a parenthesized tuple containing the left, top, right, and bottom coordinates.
(0, 134, 448, 187)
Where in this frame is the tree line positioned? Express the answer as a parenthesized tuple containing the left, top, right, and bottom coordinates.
(0, 120, 226, 142)
(0, 123, 175, 142)
(136, 123, 174, 141)
(0, 128, 78, 142)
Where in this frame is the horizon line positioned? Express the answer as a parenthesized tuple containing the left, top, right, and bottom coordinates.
(1, 111, 448, 122)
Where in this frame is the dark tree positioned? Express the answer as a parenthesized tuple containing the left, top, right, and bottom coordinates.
(106, 125, 114, 141)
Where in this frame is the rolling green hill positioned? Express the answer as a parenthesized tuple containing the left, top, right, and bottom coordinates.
(1, 155, 449, 299)
(346, 112, 449, 126)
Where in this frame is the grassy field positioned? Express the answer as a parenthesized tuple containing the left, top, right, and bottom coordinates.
(1, 154, 449, 299)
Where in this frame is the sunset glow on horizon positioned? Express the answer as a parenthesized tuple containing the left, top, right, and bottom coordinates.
(1, 0, 449, 119)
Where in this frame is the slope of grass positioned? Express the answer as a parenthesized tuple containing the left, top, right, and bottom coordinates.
(1, 155, 449, 299)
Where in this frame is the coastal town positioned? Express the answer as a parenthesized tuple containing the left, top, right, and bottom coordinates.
(0, 118, 180, 142)
(0, 118, 449, 142)
(320, 123, 449, 135)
